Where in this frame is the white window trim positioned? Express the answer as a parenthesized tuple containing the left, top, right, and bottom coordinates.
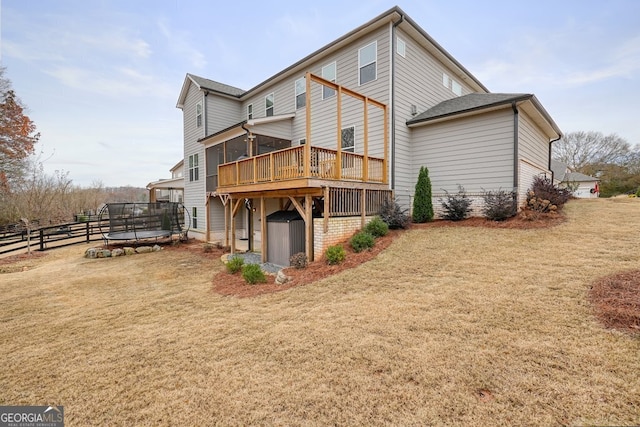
(321, 62, 337, 99)
(341, 125, 356, 152)
(189, 153, 199, 182)
(247, 104, 253, 120)
(358, 41, 377, 85)
(196, 102, 202, 128)
(397, 37, 406, 58)
(265, 93, 274, 116)
(295, 77, 306, 110)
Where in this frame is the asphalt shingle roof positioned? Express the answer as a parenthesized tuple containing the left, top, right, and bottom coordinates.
(407, 93, 532, 125)
(188, 73, 245, 97)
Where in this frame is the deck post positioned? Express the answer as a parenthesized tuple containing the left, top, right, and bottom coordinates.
(305, 194, 313, 261)
(363, 98, 369, 181)
(361, 189, 367, 228)
(323, 186, 330, 233)
(304, 72, 312, 178)
(260, 197, 266, 263)
(205, 194, 211, 242)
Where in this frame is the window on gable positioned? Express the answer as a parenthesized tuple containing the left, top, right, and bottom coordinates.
(442, 73, 462, 96)
(322, 62, 336, 99)
(358, 41, 377, 85)
(196, 102, 202, 127)
(265, 93, 274, 117)
(295, 77, 306, 109)
(189, 153, 199, 182)
(397, 37, 406, 57)
(247, 104, 253, 120)
(341, 126, 355, 153)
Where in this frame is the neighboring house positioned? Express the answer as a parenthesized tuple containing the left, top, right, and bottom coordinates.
(551, 160, 599, 198)
(176, 6, 562, 263)
(146, 160, 184, 203)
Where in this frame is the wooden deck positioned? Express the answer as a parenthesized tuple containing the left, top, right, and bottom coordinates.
(216, 145, 386, 195)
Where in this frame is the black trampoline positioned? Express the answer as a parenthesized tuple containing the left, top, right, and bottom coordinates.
(98, 202, 190, 245)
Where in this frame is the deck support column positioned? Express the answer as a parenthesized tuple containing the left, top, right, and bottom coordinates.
(260, 196, 266, 263)
(305, 194, 313, 262)
(323, 186, 330, 233)
(205, 194, 211, 242)
(361, 188, 367, 228)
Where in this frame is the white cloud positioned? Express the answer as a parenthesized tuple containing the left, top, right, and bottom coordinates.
(157, 19, 206, 69)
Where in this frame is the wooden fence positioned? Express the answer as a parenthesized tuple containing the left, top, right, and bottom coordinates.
(0, 220, 104, 256)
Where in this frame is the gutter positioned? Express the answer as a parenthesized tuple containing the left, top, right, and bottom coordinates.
(390, 14, 404, 190)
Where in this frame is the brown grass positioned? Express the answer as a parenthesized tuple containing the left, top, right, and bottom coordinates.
(1, 198, 639, 426)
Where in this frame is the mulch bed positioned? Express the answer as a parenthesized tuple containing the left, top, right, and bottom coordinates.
(590, 270, 640, 335)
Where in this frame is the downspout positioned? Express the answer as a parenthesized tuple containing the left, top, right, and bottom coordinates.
(391, 14, 404, 190)
(548, 135, 561, 182)
(512, 102, 519, 191)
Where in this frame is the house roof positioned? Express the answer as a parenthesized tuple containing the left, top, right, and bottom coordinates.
(564, 171, 599, 183)
(550, 160, 568, 181)
(406, 93, 562, 140)
(176, 74, 245, 108)
(177, 6, 490, 108)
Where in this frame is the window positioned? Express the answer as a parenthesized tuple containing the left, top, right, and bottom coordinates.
(196, 102, 202, 127)
(265, 93, 274, 117)
(442, 73, 462, 96)
(341, 126, 355, 152)
(397, 37, 406, 57)
(358, 41, 377, 85)
(192, 207, 197, 229)
(247, 104, 253, 120)
(322, 62, 336, 99)
(189, 153, 199, 182)
(295, 77, 306, 109)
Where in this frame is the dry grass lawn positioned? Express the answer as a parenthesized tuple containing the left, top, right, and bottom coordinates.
(1, 198, 639, 426)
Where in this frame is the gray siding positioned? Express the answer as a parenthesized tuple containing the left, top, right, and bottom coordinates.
(252, 120, 293, 140)
(182, 82, 206, 235)
(518, 111, 550, 169)
(207, 95, 242, 135)
(410, 109, 514, 194)
(394, 27, 481, 205)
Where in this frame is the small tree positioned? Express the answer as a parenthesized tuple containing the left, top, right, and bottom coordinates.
(413, 166, 433, 223)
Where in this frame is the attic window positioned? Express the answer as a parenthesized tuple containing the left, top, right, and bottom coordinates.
(265, 93, 274, 117)
(397, 37, 406, 57)
(442, 73, 462, 96)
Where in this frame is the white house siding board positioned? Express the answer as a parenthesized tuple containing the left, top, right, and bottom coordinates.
(207, 95, 242, 135)
(410, 110, 514, 193)
(252, 121, 293, 141)
(519, 160, 549, 204)
(393, 28, 478, 206)
(182, 82, 206, 236)
(518, 112, 549, 169)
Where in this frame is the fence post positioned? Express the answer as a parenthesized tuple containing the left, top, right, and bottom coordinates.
(39, 229, 45, 251)
(86, 221, 90, 242)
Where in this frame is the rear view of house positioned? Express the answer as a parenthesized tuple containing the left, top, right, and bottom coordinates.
(176, 6, 562, 263)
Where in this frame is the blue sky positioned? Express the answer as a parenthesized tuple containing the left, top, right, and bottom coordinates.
(3, 0, 639, 187)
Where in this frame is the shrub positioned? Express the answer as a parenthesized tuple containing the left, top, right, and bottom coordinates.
(439, 185, 472, 221)
(226, 256, 244, 274)
(289, 252, 308, 269)
(202, 243, 215, 253)
(635, 187, 640, 198)
(525, 176, 573, 212)
(413, 166, 434, 223)
(378, 198, 410, 229)
(325, 245, 346, 265)
(482, 189, 517, 221)
(350, 231, 375, 253)
(242, 263, 266, 284)
(364, 216, 389, 238)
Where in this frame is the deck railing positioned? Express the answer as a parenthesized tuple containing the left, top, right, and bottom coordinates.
(217, 145, 385, 187)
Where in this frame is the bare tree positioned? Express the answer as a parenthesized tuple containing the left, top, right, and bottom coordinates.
(553, 131, 633, 172)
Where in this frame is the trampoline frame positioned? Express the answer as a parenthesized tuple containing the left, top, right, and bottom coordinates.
(98, 202, 190, 245)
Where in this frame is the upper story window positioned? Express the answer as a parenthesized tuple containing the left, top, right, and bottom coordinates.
(189, 153, 199, 182)
(397, 37, 406, 57)
(341, 126, 355, 153)
(295, 77, 306, 109)
(358, 41, 377, 85)
(247, 104, 253, 120)
(322, 62, 336, 99)
(265, 93, 274, 117)
(196, 102, 202, 127)
(442, 73, 462, 96)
